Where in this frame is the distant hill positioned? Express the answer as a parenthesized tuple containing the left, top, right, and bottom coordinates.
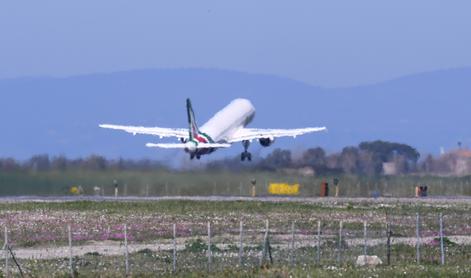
(1, 67, 470, 160)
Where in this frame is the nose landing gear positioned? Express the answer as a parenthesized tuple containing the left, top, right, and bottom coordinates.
(241, 140, 252, 162)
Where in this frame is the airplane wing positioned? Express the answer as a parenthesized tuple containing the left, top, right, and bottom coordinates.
(99, 124, 188, 139)
(146, 143, 231, 149)
(228, 127, 327, 142)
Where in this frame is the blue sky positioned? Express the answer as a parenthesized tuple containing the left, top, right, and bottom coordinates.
(0, 1, 470, 87)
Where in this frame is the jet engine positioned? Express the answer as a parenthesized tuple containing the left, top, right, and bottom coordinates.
(259, 138, 275, 147)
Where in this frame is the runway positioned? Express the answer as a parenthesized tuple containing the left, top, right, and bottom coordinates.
(0, 195, 470, 205)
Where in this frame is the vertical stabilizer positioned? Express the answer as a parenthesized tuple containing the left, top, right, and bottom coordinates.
(186, 98, 199, 140)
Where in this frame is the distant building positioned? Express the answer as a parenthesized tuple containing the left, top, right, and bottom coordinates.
(443, 149, 471, 176)
(282, 167, 315, 177)
(382, 162, 397, 175)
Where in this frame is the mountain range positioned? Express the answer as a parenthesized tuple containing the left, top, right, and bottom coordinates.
(1, 67, 470, 161)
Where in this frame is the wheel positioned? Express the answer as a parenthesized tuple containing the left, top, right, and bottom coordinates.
(190, 154, 195, 160)
(247, 153, 252, 161)
(196, 155, 201, 160)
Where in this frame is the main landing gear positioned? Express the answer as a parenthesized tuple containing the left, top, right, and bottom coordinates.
(190, 154, 201, 160)
(241, 140, 252, 162)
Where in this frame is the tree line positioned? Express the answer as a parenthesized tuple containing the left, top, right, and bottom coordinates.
(0, 155, 166, 172)
(207, 140, 421, 176)
(0, 140, 460, 176)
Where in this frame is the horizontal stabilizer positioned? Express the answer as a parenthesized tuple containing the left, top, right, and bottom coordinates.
(146, 143, 231, 149)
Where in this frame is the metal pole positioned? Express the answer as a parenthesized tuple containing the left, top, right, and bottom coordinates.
(386, 223, 391, 266)
(439, 213, 445, 265)
(316, 220, 321, 264)
(290, 221, 295, 265)
(4, 226, 8, 278)
(363, 221, 367, 265)
(146, 184, 149, 197)
(337, 221, 343, 264)
(239, 220, 243, 266)
(124, 224, 129, 276)
(173, 224, 177, 273)
(114, 179, 118, 198)
(260, 220, 269, 266)
(68, 225, 74, 278)
(416, 213, 420, 265)
(207, 222, 212, 271)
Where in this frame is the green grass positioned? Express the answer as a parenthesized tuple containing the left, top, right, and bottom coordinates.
(1, 170, 471, 197)
(1, 200, 471, 277)
(12, 252, 471, 277)
(0, 199, 467, 215)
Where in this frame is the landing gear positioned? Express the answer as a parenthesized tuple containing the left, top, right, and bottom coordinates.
(241, 151, 252, 161)
(190, 153, 201, 160)
(241, 140, 252, 162)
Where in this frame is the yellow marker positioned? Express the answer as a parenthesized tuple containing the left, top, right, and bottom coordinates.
(268, 183, 300, 195)
(70, 186, 79, 195)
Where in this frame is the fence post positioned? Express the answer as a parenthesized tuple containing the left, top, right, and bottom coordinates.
(290, 221, 295, 265)
(260, 220, 270, 266)
(207, 222, 212, 271)
(386, 223, 392, 266)
(316, 220, 321, 265)
(416, 213, 421, 265)
(124, 224, 129, 276)
(439, 213, 445, 265)
(239, 220, 243, 266)
(4, 226, 8, 278)
(337, 221, 343, 265)
(363, 221, 368, 264)
(173, 224, 177, 273)
(68, 225, 74, 278)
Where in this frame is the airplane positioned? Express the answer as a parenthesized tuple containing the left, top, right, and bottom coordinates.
(100, 98, 326, 161)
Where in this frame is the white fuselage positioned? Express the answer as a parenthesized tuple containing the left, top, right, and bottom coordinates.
(199, 98, 255, 143)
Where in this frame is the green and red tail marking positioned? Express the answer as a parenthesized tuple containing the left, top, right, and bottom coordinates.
(186, 98, 214, 144)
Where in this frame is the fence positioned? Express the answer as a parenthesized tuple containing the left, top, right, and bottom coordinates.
(1, 212, 470, 276)
(4, 170, 471, 197)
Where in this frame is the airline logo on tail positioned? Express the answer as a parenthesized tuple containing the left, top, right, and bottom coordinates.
(186, 98, 213, 144)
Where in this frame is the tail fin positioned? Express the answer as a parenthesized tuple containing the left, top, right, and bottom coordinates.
(186, 98, 199, 140)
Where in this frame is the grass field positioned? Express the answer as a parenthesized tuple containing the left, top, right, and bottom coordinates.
(0, 199, 471, 277)
(1, 170, 471, 197)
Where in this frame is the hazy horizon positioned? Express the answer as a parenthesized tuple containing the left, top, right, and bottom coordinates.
(1, 1, 470, 87)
